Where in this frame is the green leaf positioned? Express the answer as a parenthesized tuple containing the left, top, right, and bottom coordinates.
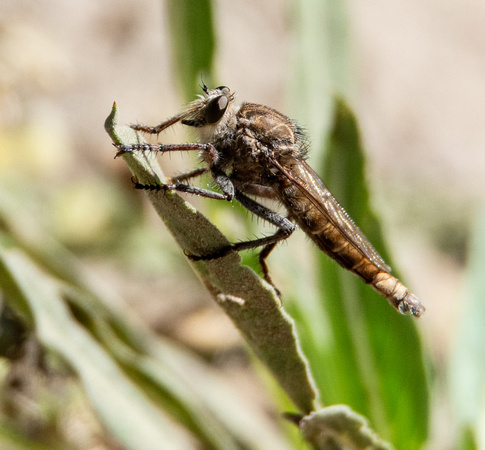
(449, 207, 485, 448)
(291, 100, 429, 449)
(166, 0, 215, 100)
(105, 104, 317, 415)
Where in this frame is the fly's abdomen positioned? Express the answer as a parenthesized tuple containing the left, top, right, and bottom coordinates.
(290, 201, 425, 317)
(370, 272, 423, 316)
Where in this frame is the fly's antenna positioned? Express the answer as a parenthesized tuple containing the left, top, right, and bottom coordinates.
(200, 76, 209, 94)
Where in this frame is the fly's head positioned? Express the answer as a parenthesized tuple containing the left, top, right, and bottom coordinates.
(182, 85, 237, 143)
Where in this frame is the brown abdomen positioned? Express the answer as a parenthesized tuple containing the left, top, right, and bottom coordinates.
(280, 187, 424, 317)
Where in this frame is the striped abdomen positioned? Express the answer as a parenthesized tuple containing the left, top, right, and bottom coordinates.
(278, 161, 424, 317)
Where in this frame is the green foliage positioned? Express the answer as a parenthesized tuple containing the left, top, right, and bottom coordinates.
(167, 0, 215, 100)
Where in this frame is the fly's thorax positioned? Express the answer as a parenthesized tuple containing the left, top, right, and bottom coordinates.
(237, 103, 303, 150)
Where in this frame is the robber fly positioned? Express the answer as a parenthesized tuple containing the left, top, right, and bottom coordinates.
(116, 85, 425, 317)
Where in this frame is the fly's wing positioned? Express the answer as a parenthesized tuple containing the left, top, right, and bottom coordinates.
(283, 159, 391, 273)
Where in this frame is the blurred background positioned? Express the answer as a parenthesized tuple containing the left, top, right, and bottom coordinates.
(0, 0, 484, 448)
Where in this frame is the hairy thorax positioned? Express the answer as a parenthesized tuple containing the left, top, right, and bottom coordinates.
(225, 103, 307, 188)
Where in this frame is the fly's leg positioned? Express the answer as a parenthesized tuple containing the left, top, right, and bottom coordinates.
(115, 142, 219, 162)
(116, 141, 230, 199)
(131, 165, 215, 199)
(236, 192, 295, 285)
(235, 192, 293, 232)
(188, 191, 295, 295)
(187, 190, 295, 257)
(258, 234, 286, 296)
(131, 178, 232, 201)
(170, 167, 209, 183)
(130, 113, 186, 135)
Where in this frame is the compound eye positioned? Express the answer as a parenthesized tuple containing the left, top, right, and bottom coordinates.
(205, 95, 229, 124)
(216, 86, 230, 94)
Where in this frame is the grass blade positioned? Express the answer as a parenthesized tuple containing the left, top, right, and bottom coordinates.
(166, 0, 215, 99)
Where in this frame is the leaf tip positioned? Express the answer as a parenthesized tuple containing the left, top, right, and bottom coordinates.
(104, 102, 120, 143)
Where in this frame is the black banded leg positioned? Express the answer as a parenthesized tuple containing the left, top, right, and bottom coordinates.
(132, 178, 232, 201)
(187, 226, 293, 260)
(115, 142, 220, 166)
